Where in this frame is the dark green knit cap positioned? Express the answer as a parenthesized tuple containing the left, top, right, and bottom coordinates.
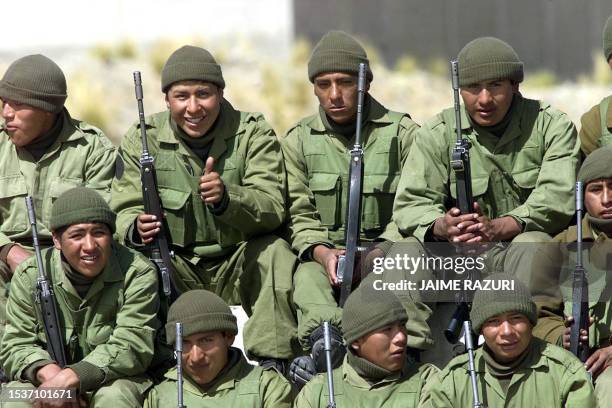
(0, 54, 67, 113)
(470, 273, 536, 334)
(166, 289, 238, 345)
(50, 187, 116, 233)
(161, 45, 225, 92)
(342, 285, 407, 345)
(457, 37, 524, 87)
(604, 15, 612, 61)
(308, 30, 373, 83)
(578, 145, 612, 185)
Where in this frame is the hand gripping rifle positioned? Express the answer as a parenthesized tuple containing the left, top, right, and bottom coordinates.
(570, 181, 589, 362)
(464, 320, 486, 407)
(26, 196, 67, 367)
(445, 59, 477, 344)
(323, 322, 337, 408)
(175, 322, 185, 408)
(337, 62, 367, 307)
(133, 71, 175, 299)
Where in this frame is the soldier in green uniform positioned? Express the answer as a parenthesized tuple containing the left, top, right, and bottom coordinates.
(0, 54, 115, 342)
(281, 30, 421, 374)
(144, 289, 293, 408)
(293, 285, 438, 407)
(378, 36, 580, 368)
(420, 274, 595, 407)
(0, 187, 159, 407)
(111, 45, 298, 370)
(579, 15, 612, 156)
(532, 145, 612, 406)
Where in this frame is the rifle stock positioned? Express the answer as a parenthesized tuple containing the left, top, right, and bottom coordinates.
(25, 196, 67, 367)
(338, 63, 367, 306)
(569, 181, 589, 362)
(133, 71, 176, 299)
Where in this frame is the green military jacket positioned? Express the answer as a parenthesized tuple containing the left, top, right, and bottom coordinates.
(534, 216, 612, 349)
(0, 109, 115, 248)
(420, 338, 595, 407)
(144, 349, 292, 408)
(393, 95, 580, 241)
(111, 100, 286, 260)
(579, 95, 612, 156)
(281, 97, 418, 257)
(294, 355, 438, 407)
(0, 243, 160, 390)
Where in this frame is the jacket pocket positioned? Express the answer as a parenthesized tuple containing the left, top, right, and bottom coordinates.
(158, 187, 192, 247)
(362, 174, 399, 231)
(308, 173, 341, 229)
(0, 175, 28, 235)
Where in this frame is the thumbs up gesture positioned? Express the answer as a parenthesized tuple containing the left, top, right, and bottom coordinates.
(199, 157, 225, 205)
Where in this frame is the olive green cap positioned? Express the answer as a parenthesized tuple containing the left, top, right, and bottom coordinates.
(470, 273, 536, 334)
(342, 285, 407, 345)
(50, 187, 116, 233)
(578, 145, 612, 185)
(166, 289, 238, 345)
(161, 45, 225, 92)
(307, 30, 373, 83)
(457, 37, 524, 87)
(0, 54, 67, 113)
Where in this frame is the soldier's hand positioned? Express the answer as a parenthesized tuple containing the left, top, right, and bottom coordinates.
(585, 345, 612, 379)
(432, 207, 479, 242)
(561, 315, 591, 349)
(312, 245, 345, 286)
(6, 244, 32, 274)
(288, 355, 316, 389)
(34, 368, 80, 408)
(463, 204, 522, 242)
(199, 157, 225, 205)
(136, 213, 161, 244)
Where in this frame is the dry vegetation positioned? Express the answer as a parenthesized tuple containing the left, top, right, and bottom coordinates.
(48, 36, 611, 144)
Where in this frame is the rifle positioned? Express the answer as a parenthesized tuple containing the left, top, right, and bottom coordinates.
(337, 62, 367, 307)
(175, 322, 185, 408)
(323, 322, 336, 408)
(464, 320, 486, 407)
(25, 196, 67, 367)
(445, 59, 477, 344)
(569, 181, 589, 362)
(133, 71, 176, 299)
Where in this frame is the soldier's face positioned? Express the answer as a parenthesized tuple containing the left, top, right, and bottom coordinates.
(460, 79, 518, 127)
(181, 331, 234, 385)
(1, 99, 56, 147)
(351, 321, 407, 372)
(52, 223, 112, 279)
(165, 81, 223, 138)
(584, 178, 612, 222)
(313, 72, 369, 125)
(481, 311, 532, 363)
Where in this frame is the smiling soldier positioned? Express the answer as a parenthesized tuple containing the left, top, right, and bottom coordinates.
(0, 187, 159, 407)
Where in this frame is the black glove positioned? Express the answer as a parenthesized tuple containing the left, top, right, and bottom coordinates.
(310, 324, 346, 372)
(289, 355, 316, 388)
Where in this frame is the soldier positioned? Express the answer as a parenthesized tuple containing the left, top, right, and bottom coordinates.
(579, 14, 612, 156)
(281, 30, 421, 375)
(0, 54, 115, 340)
(420, 273, 595, 407)
(144, 289, 292, 407)
(0, 187, 159, 407)
(533, 146, 612, 406)
(378, 36, 580, 367)
(293, 285, 438, 407)
(111, 45, 298, 371)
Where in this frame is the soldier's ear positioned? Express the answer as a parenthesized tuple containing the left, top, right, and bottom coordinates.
(52, 232, 62, 250)
(164, 94, 170, 109)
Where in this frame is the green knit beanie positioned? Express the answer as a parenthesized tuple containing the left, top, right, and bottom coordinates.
(342, 285, 407, 345)
(161, 45, 225, 92)
(604, 15, 612, 62)
(457, 37, 524, 87)
(166, 289, 238, 345)
(308, 30, 373, 83)
(50, 187, 116, 233)
(470, 273, 536, 334)
(578, 145, 612, 185)
(0, 54, 67, 113)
